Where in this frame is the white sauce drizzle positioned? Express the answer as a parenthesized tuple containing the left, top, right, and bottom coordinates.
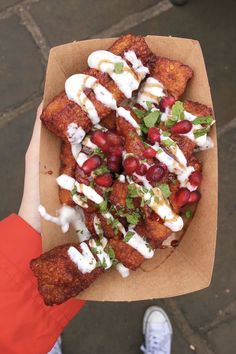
(88, 50, 147, 98)
(67, 123, 86, 145)
(68, 244, 96, 274)
(82, 136, 97, 150)
(137, 77, 165, 109)
(56, 174, 75, 191)
(76, 152, 89, 167)
(75, 181, 104, 204)
(116, 263, 130, 278)
(89, 238, 112, 270)
(117, 106, 141, 135)
(126, 228, 154, 259)
(124, 50, 149, 80)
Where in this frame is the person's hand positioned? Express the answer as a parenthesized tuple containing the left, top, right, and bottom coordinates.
(18, 102, 43, 233)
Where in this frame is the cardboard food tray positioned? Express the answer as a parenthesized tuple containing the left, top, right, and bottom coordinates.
(40, 35, 218, 301)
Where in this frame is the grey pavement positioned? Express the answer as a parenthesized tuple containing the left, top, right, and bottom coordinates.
(0, 0, 235, 353)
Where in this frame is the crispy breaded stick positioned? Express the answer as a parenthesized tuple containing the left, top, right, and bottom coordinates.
(30, 243, 104, 306)
(41, 34, 154, 141)
(58, 142, 76, 206)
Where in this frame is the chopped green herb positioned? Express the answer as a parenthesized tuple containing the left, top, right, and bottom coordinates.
(162, 131, 171, 137)
(132, 107, 146, 119)
(89, 180, 95, 188)
(128, 184, 140, 198)
(107, 218, 120, 235)
(143, 110, 161, 128)
(126, 196, 135, 209)
(140, 122, 149, 134)
(192, 116, 214, 126)
(71, 185, 77, 196)
(126, 211, 141, 225)
(145, 242, 153, 252)
(158, 183, 171, 199)
(162, 139, 176, 147)
(92, 147, 105, 158)
(91, 247, 98, 254)
(80, 195, 88, 203)
(124, 231, 135, 242)
(193, 128, 209, 138)
(171, 101, 184, 120)
(185, 209, 192, 219)
(156, 148, 163, 154)
(169, 177, 177, 185)
(165, 116, 178, 128)
(99, 200, 108, 213)
(101, 257, 107, 269)
(146, 101, 153, 111)
(154, 196, 160, 204)
(94, 165, 109, 176)
(114, 62, 124, 74)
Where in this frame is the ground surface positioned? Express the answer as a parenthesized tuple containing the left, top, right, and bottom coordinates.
(0, 0, 235, 353)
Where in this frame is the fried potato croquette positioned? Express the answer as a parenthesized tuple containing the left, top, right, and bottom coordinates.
(109, 238, 144, 270)
(30, 243, 104, 305)
(184, 100, 213, 116)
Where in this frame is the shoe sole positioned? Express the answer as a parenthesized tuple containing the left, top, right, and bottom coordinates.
(142, 306, 173, 336)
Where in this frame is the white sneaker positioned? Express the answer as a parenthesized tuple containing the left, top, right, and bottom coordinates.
(47, 336, 62, 354)
(141, 306, 173, 354)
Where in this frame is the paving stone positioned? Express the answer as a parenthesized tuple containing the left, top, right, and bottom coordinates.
(207, 317, 236, 354)
(0, 0, 20, 11)
(0, 106, 39, 219)
(0, 15, 44, 112)
(168, 127, 236, 330)
(29, 0, 158, 45)
(62, 300, 192, 354)
(123, 0, 236, 127)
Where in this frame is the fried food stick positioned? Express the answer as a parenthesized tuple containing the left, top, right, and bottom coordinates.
(30, 243, 104, 306)
(41, 34, 154, 141)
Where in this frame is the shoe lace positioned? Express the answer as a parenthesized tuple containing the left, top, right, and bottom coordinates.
(141, 328, 169, 354)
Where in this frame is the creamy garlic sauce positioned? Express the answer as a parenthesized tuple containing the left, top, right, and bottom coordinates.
(56, 174, 76, 191)
(124, 50, 149, 80)
(126, 228, 154, 259)
(118, 174, 126, 183)
(89, 238, 112, 270)
(88, 50, 145, 98)
(72, 194, 89, 209)
(75, 181, 104, 204)
(82, 136, 97, 150)
(117, 106, 141, 135)
(93, 215, 104, 238)
(67, 123, 86, 145)
(68, 244, 96, 274)
(116, 263, 130, 278)
(137, 77, 165, 110)
(76, 152, 89, 167)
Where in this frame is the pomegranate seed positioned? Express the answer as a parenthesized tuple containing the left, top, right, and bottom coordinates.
(144, 147, 156, 158)
(188, 190, 201, 204)
(146, 165, 164, 182)
(171, 120, 192, 134)
(189, 171, 202, 187)
(91, 131, 107, 148)
(159, 96, 175, 112)
(175, 188, 190, 207)
(95, 173, 113, 187)
(105, 131, 123, 146)
(136, 163, 148, 176)
(148, 127, 160, 144)
(107, 155, 121, 173)
(82, 155, 101, 174)
(108, 145, 123, 156)
(123, 156, 140, 175)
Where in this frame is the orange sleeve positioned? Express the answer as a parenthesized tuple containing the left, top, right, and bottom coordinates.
(0, 214, 85, 354)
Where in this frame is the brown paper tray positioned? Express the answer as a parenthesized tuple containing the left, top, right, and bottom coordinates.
(40, 35, 218, 301)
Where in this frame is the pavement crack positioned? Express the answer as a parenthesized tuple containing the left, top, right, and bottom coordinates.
(91, 0, 173, 38)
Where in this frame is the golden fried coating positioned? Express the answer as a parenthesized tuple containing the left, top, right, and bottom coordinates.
(151, 57, 193, 99)
(41, 34, 154, 141)
(99, 214, 122, 240)
(109, 238, 144, 270)
(100, 111, 117, 130)
(59, 142, 76, 206)
(183, 100, 213, 116)
(171, 134, 196, 160)
(116, 116, 146, 158)
(188, 155, 202, 172)
(109, 180, 128, 209)
(30, 243, 104, 306)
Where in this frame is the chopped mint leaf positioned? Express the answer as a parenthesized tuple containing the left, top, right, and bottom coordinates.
(126, 196, 135, 209)
(154, 196, 160, 204)
(128, 184, 140, 198)
(162, 131, 171, 137)
(193, 128, 209, 138)
(92, 147, 105, 158)
(145, 242, 153, 252)
(101, 257, 107, 269)
(91, 247, 98, 254)
(158, 183, 171, 199)
(71, 185, 77, 196)
(126, 212, 141, 225)
(99, 200, 108, 213)
(80, 195, 88, 203)
(156, 148, 163, 154)
(132, 107, 146, 119)
(124, 231, 135, 242)
(171, 101, 184, 120)
(94, 165, 109, 176)
(185, 209, 192, 219)
(162, 139, 176, 147)
(146, 101, 153, 111)
(192, 116, 214, 126)
(165, 116, 178, 128)
(140, 122, 149, 134)
(144, 110, 161, 128)
(106, 246, 116, 260)
(114, 62, 124, 74)
(89, 180, 95, 188)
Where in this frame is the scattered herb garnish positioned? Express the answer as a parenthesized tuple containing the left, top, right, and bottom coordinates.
(107, 218, 120, 235)
(146, 101, 154, 111)
(193, 128, 209, 138)
(143, 110, 161, 128)
(185, 209, 192, 219)
(92, 147, 105, 159)
(126, 211, 141, 225)
(71, 185, 77, 196)
(94, 165, 109, 176)
(132, 107, 146, 119)
(171, 101, 184, 120)
(162, 131, 171, 137)
(165, 116, 178, 128)
(192, 116, 214, 126)
(162, 139, 176, 147)
(114, 62, 124, 74)
(124, 231, 135, 242)
(158, 183, 171, 199)
(99, 200, 108, 213)
(126, 196, 135, 209)
(156, 148, 163, 154)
